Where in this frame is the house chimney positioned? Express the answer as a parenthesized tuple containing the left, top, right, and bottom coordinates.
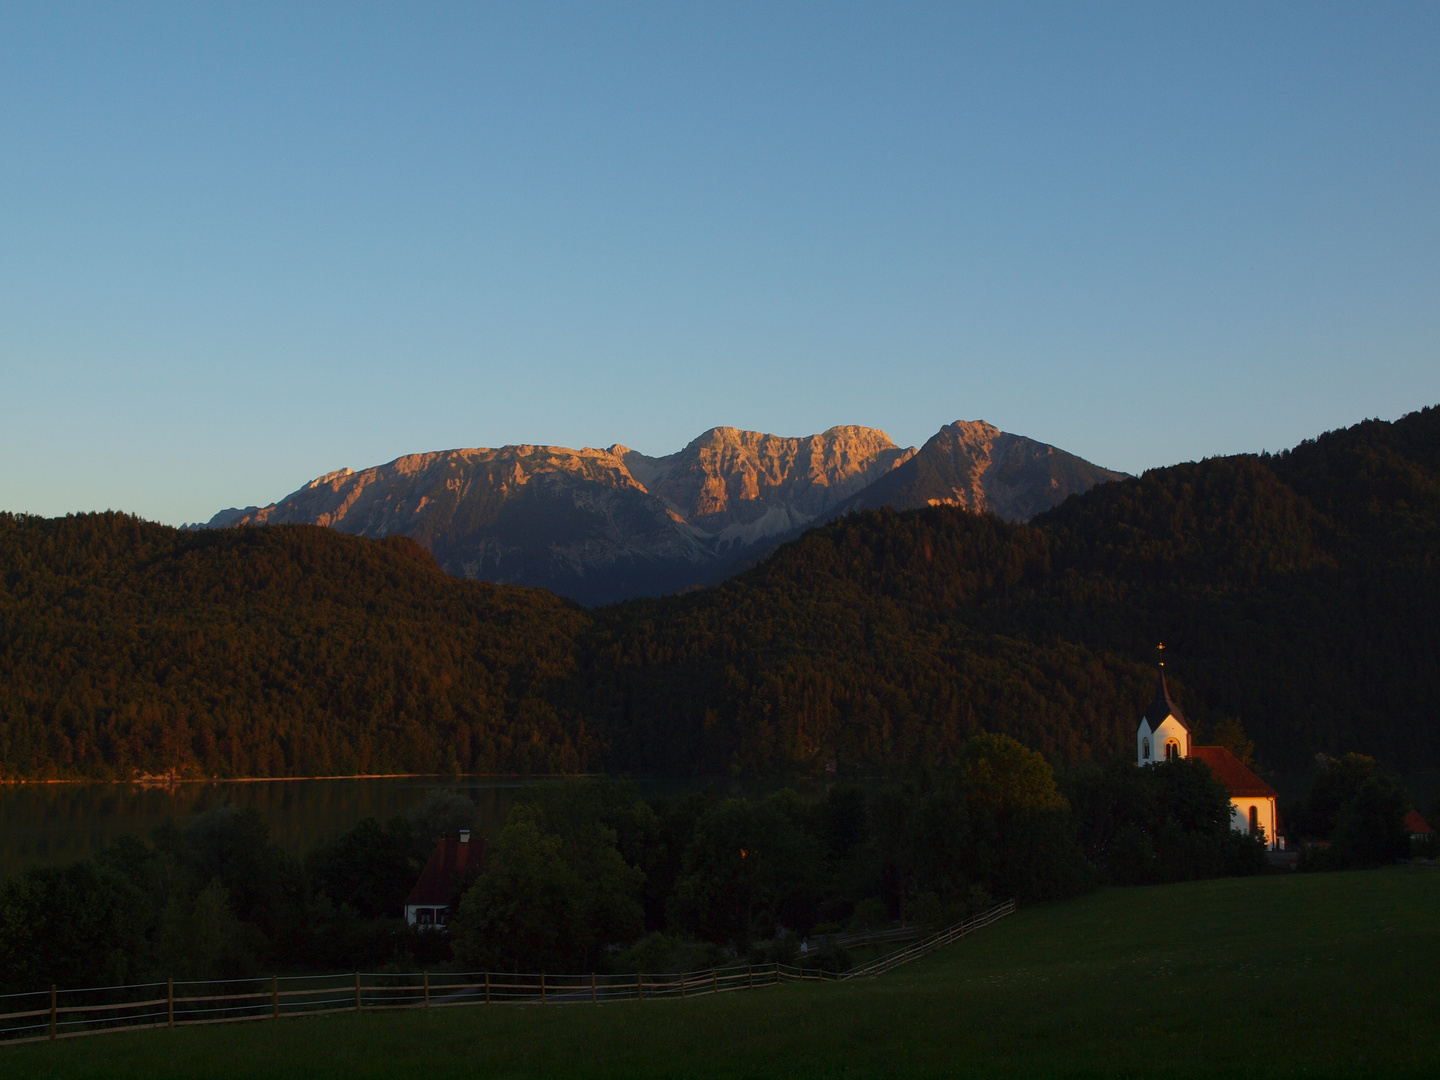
(459, 829, 471, 844)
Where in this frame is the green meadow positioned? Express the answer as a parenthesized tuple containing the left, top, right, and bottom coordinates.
(7, 867, 1437, 1079)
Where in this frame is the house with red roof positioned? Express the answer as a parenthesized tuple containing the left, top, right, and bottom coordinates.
(405, 829, 486, 928)
(1404, 809, 1434, 841)
(1136, 672, 1283, 850)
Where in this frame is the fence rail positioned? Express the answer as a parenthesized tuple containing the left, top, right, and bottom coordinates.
(0, 900, 1015, 1047)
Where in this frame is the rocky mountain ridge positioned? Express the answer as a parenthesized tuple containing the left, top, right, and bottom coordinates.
(203, 421, 1124, 604)
(841, 420, 1128, 522)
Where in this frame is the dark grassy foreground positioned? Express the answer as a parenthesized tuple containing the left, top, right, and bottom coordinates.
(8, 867, 1438, 1079)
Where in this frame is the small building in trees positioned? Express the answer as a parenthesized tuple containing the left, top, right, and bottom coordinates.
(405, 829, 485, 928)
(1135, 672, 1283, 850)
(1404, 809, 1434, 842)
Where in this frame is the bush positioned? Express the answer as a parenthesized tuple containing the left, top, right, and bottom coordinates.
(1328, 776, 1410, 867)
(0, 862, 150, 991)
(450, 813, 579, 973)
(794, 938, 852, 974)
(608, 932, 724, 974)
(1063, 758, 1265, 885)
(668, 795, 822, 944)
(847, 898, 889, 933)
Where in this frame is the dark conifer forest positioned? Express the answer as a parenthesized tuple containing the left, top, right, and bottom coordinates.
(1, 405, 1437, 781)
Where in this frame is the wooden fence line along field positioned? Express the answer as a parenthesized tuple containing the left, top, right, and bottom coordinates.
(845, 899, 1015, 978)
(0, 900, 1015, 1047)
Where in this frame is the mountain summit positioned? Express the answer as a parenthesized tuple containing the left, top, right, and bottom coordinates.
(841, 420, 1127, 521)
(203, 422, 1123, 604)
(616, 425, 915, 552)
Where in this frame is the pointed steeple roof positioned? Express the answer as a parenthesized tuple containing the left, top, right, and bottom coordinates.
(1141, 671, 1187, 730)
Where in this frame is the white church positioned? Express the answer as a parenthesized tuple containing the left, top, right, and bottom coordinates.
(1136, 670, 1283, 850)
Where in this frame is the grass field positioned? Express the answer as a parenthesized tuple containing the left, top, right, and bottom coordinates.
(6, 867, 1437, 1079)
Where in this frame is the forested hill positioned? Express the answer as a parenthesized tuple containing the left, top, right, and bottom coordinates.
(0, 516, 591, 779)
(2, 406, 1438, 780)
(586, 405, 1440, 775)
(1031, 406, 1440, 769)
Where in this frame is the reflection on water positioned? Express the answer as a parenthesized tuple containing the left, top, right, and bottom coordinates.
(0, 777, 540, 879)
(0, 775, 845, 880)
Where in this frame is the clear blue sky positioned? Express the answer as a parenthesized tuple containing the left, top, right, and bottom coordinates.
(3, 2, 1437, 525)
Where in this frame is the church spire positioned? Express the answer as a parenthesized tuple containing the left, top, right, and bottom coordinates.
(1142, 643, 1187, 729)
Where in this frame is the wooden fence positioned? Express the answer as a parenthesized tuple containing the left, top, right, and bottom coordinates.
(843, 898, 1015, 978)
(0, 900, 1015, 1047)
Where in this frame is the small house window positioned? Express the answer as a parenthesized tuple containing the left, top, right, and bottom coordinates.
(1249, 805, 1259, 833)
(1164, 739, 1180, 761)
(1142, 737, 1150, 760)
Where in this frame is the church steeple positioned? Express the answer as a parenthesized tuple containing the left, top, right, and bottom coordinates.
(1141, 642, 1187, 730)
(1137, 644, 1191, 766)
(1142, 670, 1187, 730)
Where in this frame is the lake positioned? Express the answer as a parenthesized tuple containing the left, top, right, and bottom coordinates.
(0, 776, 554, 879)
(0, 774, 790, 880)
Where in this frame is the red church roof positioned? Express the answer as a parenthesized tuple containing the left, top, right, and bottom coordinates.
(1404, 809, 1434, 835)
(1189, 745, 1278, 800)
(405, 835, 486, 908)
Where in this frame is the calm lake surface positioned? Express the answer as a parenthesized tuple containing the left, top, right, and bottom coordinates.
(0, 775, 773, 880)
(0, 777, 570, 879)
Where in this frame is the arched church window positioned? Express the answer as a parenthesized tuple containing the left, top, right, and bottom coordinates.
(1249, 805, 1259, 833)
(1164, 739, 1179, 761)
(1142, 737, 1150, 760)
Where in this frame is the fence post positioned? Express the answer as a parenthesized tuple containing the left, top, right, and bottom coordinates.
(424, 971, 430, 1008)
(271, 975, 279, 1020)
(637, 972, 643, 1000)
(591, 972, 597, 1004)
(775, 961, 780, 983)
(747, 965, 753, 990)
(169, 978, 175, 1027)
(484, 972, 490, 1005)
(541, 971, 546, 1004)
(355, 972, 362, 1012)
(680, 972, 685, 999)
(50, 984, 57, 1040)
(712, 969, 718, 994)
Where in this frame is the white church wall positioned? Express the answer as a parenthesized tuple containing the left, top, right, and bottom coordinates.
(1153, 716, 1189, 760)
(1227, 796, 1278, 850)
(1136, 716, 1189, 765)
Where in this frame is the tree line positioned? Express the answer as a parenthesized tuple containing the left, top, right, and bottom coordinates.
(0, 734, 1275, 992)
(5, 737, 1424, 992)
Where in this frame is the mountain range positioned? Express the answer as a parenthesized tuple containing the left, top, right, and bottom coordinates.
(4, 405, 1438, 781)
(201, 420, 1126, 605)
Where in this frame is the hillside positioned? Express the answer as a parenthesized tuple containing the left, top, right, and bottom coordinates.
(3, 406, 1438, 780)
(0, 516, 590, 780)
(587, 406, 1440, 775)
(200, 422, 1120, 605)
